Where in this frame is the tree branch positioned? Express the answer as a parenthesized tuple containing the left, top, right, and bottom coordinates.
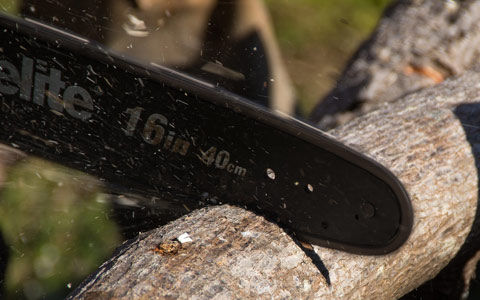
(310, 0, 480, 130)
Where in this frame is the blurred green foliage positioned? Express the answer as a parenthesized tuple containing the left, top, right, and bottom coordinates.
(265, 0, 392, 115)
(0, 0, 19, 13)
(0, 159, 121, 299)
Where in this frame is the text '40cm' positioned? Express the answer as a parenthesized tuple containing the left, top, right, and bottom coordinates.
(123, 106, 247, 177)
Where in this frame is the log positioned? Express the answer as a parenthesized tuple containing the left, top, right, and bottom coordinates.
(310, 0, 480, 130)
(68, 71, 480, 299)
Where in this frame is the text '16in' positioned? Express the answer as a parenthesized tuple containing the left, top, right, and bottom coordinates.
(123, 106, 247, 177)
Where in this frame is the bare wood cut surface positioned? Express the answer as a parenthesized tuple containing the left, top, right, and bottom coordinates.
(68, 72, 480, 299)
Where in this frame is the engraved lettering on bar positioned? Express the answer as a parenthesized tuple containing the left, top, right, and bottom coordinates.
(198, 146, 247, 176)
(0, 56, 94, 121)
(123, 107, 191, 156)
(124, 107, 247, 176)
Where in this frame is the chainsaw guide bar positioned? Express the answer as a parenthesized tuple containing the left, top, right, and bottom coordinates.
(0, 13, 413, 255)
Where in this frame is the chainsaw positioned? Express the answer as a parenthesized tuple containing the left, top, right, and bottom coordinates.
(0, 11, 412, 255)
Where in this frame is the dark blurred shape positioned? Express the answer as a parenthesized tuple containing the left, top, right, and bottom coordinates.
(20, 0, 111, 42)
(19, 0, 295, 112)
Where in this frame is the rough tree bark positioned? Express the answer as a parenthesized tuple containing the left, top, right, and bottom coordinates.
(310, 0, 480, 130)
(67, 71, 480, 299)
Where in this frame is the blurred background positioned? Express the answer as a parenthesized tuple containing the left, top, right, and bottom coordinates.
(0, 0, 392, 118)
(265, 0, 391, 116)
(0, 158, 121, 299)
(0, 0, 478, 299)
